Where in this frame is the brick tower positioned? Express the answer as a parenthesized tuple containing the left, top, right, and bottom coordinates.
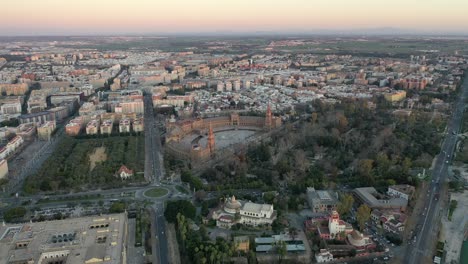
(265, 103, 272, 129)
(207, 122, 215, 154)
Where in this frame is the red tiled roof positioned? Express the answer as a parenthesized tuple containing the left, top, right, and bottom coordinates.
(117, 165, 133, 175)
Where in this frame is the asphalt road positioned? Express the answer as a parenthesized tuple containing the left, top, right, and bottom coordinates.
(151, 202, 168, 264)
(144, 94, 165, 185)
(403, 75, 468, 264)
(143, 93, 169, 264)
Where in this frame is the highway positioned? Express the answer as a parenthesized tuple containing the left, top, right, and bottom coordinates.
(403, 75, 468, 264)
(143, 93, 169, 264)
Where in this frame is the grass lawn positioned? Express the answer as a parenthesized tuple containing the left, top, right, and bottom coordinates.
(144, 187, 169, 198)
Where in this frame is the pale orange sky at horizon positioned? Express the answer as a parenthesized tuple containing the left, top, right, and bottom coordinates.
(2, 0, 468, 35)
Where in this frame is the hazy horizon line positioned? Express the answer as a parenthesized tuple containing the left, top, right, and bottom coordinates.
(2, 28, 468, 38)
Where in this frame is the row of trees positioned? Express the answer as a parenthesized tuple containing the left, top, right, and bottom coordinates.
(175, 212, 235, 264)
(23, 135, 145, 194)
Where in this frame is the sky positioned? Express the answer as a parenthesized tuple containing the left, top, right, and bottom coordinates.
(1, 0, 468, 35)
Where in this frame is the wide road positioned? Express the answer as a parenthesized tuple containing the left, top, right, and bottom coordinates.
(143, 93, 168, 264)
(144, 93, 165, 185)
(404, 74, 468, 264)
(151, 202, 168, 264)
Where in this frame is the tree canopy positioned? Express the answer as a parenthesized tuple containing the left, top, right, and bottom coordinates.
(165, 200, 196, 223)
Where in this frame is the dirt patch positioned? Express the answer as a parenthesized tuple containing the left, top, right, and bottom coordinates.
(441, 190, 468, 264)
(89, 147, 107, 171)
(166, 223, 181, 264)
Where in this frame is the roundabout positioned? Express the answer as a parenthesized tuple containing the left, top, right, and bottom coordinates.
(143, 187, 169, 198)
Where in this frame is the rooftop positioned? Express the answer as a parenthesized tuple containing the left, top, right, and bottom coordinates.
(306, 187, 338, 204)
(354, 187, 408, 209)
(0, 213, 127, 264)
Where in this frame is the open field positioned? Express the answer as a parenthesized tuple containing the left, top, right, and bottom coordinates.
(51, 36, 468, 56)
(23, 135, 145, 194)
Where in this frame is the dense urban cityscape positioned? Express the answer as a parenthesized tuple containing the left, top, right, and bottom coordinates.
(1, 1, 468, 264)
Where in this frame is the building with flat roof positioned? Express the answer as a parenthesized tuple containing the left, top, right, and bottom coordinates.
(240, 201, 276, 226)
(86, 119, 100, 135)
(354, 187, 408, 211)
(384, 90, 407, 102)
(119, 118, 131, 133)
(254, 231, 311, 263)
(100, 119, 113, 135)
(387, 184, 415, 201)
(37, 121, 56, 141)
(0, 213, 128, 264)
(306, 187, 339, 213)
(132, 117, 144, 133)
(65, 117, 83, 136)
(19, 111, 55, 125)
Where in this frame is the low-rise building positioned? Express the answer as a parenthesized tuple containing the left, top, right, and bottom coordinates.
(239, 202, 276, 227)
(354, 187, 408, 211)
(387, 184, 415, 201)
(384, 90, 407, 102)
(317, 211, 353, 240)
(347, 230, 374, 250)
(0, 213, 128, 264)
(211, 196, 276, 229)
(116, 165, 133, 180)
(306, 187, 339, 213)
(315, 249, 334, 263)
(254, 232, 310, 263)
(372, 209, 408, 235)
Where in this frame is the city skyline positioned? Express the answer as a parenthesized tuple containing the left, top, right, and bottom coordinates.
(2, 0, 468, 36)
